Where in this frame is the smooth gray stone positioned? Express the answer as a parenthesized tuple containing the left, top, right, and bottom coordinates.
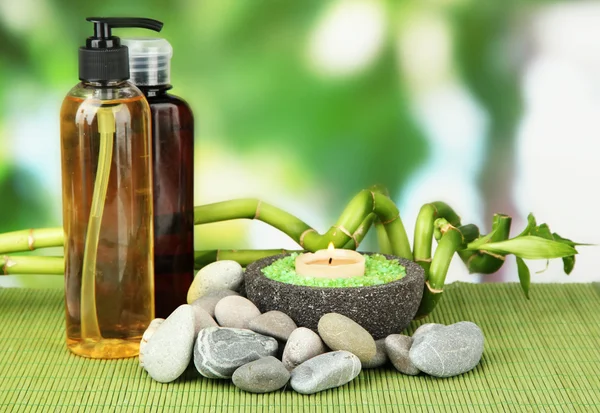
(194, 327, 278, 379)
(282, 327, 327, 371)
(248, 311, 297, 341)
(187, 261, 244, 303)
(214, 296, 261, 329)
(317, 313, 376, 363)
(232, 356, 290, 393)
(140, 305, 195, 383)
(290, 351, 362, 395)
(190, 289, 240, 317)
(361, 338, 389, 369)
(191, 306, 218, 335)
(139, 318, 164, 367)
(412, 323, 444, 345)
(385, 334, 420, 375)
(409, 321, 484, 378)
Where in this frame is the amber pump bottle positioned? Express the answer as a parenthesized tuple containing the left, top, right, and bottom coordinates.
(121, 38, 195, 317)
(60, 17, 163, 359)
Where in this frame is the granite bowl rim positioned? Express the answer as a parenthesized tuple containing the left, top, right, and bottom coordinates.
(244, 252, 424, 293)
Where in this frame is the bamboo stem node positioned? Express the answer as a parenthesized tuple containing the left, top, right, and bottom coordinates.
(299, 228, 316, 248)
(426, 280, 444, 294)
(253, 200, 262, 220)
(28, 229, 35, 251)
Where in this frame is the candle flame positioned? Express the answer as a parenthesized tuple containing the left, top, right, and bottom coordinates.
(327, 241, 335, 251)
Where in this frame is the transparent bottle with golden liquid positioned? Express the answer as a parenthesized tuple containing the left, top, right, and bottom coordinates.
(60, 17, 163, 358)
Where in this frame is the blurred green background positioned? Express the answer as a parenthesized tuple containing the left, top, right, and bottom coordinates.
(0, 0, 597, 288)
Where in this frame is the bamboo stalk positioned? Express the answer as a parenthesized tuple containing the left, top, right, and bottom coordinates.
(415, 221, 479, 318)
(0, 256, 64, 275)
(412, 202, 461, 277)
(0, 228, 64, 254)
(459, 214, 512, 274)
(374, 221, 393, 254)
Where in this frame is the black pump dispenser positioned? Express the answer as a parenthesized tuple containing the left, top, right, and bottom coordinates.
(79, 17, 163, 83)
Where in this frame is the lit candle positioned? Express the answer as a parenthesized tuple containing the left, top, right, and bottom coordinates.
(295, 242, 365, 278)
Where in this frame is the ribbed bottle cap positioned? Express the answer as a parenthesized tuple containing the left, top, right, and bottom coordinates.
(121, 37, 173, 86)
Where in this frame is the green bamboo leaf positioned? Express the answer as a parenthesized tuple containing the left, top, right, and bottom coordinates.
(517, 213, 537, 237)
(477, 236, 577, 259)
(563, 255, 575, 275)
(552, 232, 593, 247)
(467, 228, 497, 249)
(532, 224, 553, 240)
(515, 256, 530, 299)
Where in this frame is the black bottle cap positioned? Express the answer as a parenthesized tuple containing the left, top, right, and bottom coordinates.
(79, 17, 163, 83)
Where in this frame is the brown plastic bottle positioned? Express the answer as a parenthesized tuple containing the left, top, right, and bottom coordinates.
(60, 18, 163, 359)
(123, 38, 195, 317)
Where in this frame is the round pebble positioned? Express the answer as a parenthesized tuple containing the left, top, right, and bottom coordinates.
(290, 351, 362, 395)
(248, 311, 297, 341)
(412, 323, 443, 344)
(190, 289, 240, 317)
(214, 296, 261, 329)
(187, 261, 244, 303)
(282, 327, 327, 371)
(232, 356, 290, 393)
(191, 306, 218, 334)
(140, 305, 195, 383)
(317, 313, 376, 363)
(409, 321, 484, 378)
(194, 327, 278, 379)
(385, 334, 420, 375)
(361, 338, 389, 369)
(139, 318, 165, 367)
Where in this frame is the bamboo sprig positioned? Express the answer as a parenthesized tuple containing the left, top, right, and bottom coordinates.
(413, 202, 461, 276)
(0, 186, 584, 320)
(458, 214, 512, 274)
(416, 220, 480, 317)
(194, 188, 413, 259)
(0, 228, 64, 253)
(0, 255, 64, 275)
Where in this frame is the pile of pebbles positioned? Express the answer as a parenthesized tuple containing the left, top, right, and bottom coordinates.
(140, 261, 485, 394)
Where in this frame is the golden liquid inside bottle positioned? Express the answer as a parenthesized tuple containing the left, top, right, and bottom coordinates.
(60, 90, 154, 359)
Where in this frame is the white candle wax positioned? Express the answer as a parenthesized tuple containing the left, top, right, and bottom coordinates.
(295, 247, 365, 279)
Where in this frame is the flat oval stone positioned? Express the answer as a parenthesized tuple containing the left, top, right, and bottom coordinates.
(191, 306, 218, 335)
(139, 318, 164, 367)
(409, 321, 484, 378)
(248, 311, 297, 341)
(412, 323, 443, 344)
(291, 351, 361, 395)
(385, 334, 420, 375)
(140, 306, 195, 383)
(317, 313, 376, 363)
(190, 289, 240, 317)
(194, 327, 278, 379)
(282, 327, 327, 371)
(214, 296, 261, 329)
(187, 261, 244, 303)
(361, 338, 389, 369)
(232, 356, 290, 393)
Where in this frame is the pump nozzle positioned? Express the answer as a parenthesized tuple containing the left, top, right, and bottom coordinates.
(86, 17, 163, 41)
(79, 17, 164, 83)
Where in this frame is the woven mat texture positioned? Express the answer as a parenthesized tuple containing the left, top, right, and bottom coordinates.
(1, 283, 599, 412)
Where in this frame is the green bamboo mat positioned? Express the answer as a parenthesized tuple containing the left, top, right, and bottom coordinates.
(1, 283, 599, 412)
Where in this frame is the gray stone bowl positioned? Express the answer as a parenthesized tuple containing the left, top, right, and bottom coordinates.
(244, 253, 424, 340)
